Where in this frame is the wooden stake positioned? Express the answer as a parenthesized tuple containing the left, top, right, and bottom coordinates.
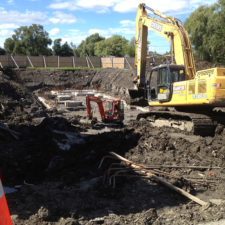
(27, 56, 34, 67)
(11, 55, 19, 68)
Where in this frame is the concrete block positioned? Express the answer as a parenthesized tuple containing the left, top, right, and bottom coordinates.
(61, 90, 73, 95)
(65, 101, 83, 108)
(75, 93, 86, 96)
(51, 90, 58, 95)
(57, 95, 72, 101)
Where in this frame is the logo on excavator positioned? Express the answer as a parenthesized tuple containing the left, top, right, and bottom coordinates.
(151, 21, 162, 32)
(173, 85, 185, 91)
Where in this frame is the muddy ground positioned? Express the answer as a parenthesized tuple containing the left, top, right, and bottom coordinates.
(1, 58, 225, 225)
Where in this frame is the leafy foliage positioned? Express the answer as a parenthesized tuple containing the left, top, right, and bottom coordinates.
(3, 24, 135, 58)
(75, 33, 134, 57)
(4, 38, 15, 55)
(184, 0, 225, 63)
(94, 35, 128, 57)
(4, 24, 52, 56)
(126, 37, 136, 57)
(76, 33, 105, 57)
(52, 39, 61, 56)
(53, 39, 74, 56)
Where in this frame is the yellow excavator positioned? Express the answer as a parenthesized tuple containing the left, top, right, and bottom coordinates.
(134, 3, 225, 136)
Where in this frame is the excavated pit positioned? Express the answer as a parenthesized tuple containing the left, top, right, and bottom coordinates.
(1, 63, 225, 225)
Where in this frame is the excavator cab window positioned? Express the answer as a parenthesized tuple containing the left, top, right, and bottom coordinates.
(148, 66, 172, 102)
(115, 101, 124, 114)
(170, 67, 185, 82)
(113, 101, 124, 118)
(119, 101, 124, 111)
(105, 101, 113, 117)
(158, 67, 171, 101)
(159, 67, 169, 90)
(113, 101, 119, 116)
(119, 101, 124, 119)
(148, 69, 158, 100)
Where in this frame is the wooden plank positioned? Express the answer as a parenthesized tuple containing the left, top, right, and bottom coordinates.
(110, 152, 208, 206)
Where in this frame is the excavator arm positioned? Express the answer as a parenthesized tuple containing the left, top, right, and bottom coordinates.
(86, 95, 106, 121)
(135, 3, 196, 88)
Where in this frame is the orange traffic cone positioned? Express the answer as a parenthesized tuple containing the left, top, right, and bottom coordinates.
(0, 178, 13, 225)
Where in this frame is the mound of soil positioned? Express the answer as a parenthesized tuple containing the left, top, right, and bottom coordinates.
(0, 72, 45, 125)
(0, 61, 225, 225)
(5, 119, 225, 225)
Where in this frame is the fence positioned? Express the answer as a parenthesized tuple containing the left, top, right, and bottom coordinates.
(0, 55, 135, 69)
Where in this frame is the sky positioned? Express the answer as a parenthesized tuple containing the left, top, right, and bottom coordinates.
(0, 0, 217, 54)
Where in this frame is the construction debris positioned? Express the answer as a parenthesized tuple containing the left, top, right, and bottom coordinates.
(100, 152, 209, 206)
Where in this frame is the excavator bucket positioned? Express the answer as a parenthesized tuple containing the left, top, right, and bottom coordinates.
(128, 88, 148, 106)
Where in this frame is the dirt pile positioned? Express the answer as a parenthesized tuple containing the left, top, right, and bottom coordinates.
(14, 68, 136, 93)
(194, 57, 225, 71)
(13, 68, 137, 105)
(1, 63, 225, 225)
(0, 72, 45, 126)
(5, 119, 225, 225)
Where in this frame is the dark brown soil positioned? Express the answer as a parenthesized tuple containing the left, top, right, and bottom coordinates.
(0, 62, 225, 225)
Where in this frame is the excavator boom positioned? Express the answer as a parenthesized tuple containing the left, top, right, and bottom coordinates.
(86, 95, 106, 121)
(135, 3, 196, 87)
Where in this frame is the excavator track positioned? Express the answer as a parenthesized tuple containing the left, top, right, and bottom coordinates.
(136, 110, 221, 136)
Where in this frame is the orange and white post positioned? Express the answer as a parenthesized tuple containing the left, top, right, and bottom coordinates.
(0, 178, 13, 225)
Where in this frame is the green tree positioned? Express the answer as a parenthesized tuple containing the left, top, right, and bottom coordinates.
(76, 33, 105, 56)
(70, 42, 79, 57)
(126, 37, 136, 57)
(4, 24, 52, 56)
(94, 35, 128, 57)
(60, 42, 74, 56)
(53, 38, 62, 55)
(0, 47, 6, 55)
(184, 0, 225, 62)
(4, 38, 15, 55)
(184, 5, 213, 61)
(207, 0, 225, 62)
(94, 40, 106, 57)
(53, 39, 74, 56)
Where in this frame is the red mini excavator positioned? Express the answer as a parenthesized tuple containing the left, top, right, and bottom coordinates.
(86, 95, 124, 125)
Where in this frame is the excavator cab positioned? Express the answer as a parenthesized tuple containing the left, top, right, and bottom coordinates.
(147, 64, 185, 102)
(104, 99, 124, 122)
